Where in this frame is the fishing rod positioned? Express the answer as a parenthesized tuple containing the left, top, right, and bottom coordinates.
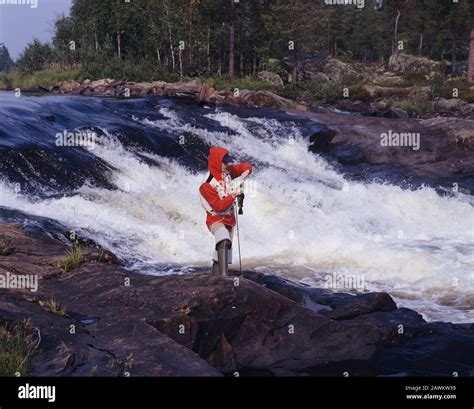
(234, 192, 244, 276)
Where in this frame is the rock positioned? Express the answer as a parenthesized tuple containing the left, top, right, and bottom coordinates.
(420, 117, 474, 147)
(285, 53, 361, 82)
(409, 86, 432, 100)
(240, 90, 292, 109)
(162, 80, 201, 100)
(372, 75, 410, 88)
(388, 107, 410, 119)
(198, 83, 217, 104)
(257, 70, 284, 87)
(362, 84, 411, 98)
(146, 274, 387, 375)
(0, 224, 473, 377)
(434, 98, 462, 111)
(285, 108, 474, 179)
(388, 53, 440, 75)
(308, 128, 337, 152)
(90, 78, 115, 89)
(322, 292, 397, 320)
(374, 99, 388, 111)
(221, 90, 243, 108)
(295, 103, 308, 112)
(51, 80, 81, 93)
(323, 58, 362, 82)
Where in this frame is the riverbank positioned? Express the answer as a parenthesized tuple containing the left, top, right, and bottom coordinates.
(0, 223, 473, 376)
(2, 52, 474, 120)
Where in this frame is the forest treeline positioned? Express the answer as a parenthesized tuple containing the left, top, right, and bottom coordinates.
(1, 0, 474, 82)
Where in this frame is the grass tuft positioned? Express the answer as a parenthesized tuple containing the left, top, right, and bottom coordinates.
(0, 318, 37, 376)
(62, 242, 84, 274)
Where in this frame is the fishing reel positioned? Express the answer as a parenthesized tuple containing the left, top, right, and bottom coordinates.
(237, 193, 245, 215)
(229, 176, 246, 215)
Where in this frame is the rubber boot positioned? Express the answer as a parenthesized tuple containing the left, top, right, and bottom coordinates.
(211, 261, 220, 276)
(216, 239, 231, 276)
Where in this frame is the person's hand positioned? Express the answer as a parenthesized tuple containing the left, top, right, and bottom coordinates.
(232, 187, 243, 198)
(241, 170, 250, 180)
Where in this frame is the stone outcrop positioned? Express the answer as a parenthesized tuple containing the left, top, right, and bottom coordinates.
(49, 78, 293, 110)
(0, 223, 473, 376)
(287, 108, 474, 179)
(285, 53, 362, 82)
(388, 52, 440, 76)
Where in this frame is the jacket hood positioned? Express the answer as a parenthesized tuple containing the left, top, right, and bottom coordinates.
(208, 147, 228, 181)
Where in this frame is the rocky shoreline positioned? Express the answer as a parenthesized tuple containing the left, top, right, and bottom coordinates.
(0, 223, 473, 377)
(287, 108, 474, 184)
(48, 78, 297, 110)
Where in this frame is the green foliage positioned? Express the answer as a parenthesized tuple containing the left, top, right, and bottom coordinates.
(397, 99, 435, 116)
(348, 85, 372, 101)
(304, 79, 342, 103)
(83, 57, 178, 83)
(16, 39, 55, 73)
(0, 73, 13, 90)
(0, 44, 14, 72)
(8, 0, 474, 89)
(203, 76, 275, 92)
(39, 298, 67, 316)
(279, 83, 305, 101)
(6, 68, 84, 90)
(431, 76, 474, 101)
(62, 241, 84, 273)
(258, 59, 289, 82)
(0, 319, 36, 376)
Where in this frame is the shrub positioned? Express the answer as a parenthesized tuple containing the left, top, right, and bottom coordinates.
(8, 68, 84, 90)
(83, 56, 179, 83)
(39, 298, 66, 316)
(0, 319, 36, 376)
(258, 59, 289, 82)
(397, 99, 435, 115)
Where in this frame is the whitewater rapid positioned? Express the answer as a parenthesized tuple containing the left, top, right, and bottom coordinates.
(0, 105, 473, 323)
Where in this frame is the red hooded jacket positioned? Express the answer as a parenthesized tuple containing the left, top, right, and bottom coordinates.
(199, 147, 252, 227)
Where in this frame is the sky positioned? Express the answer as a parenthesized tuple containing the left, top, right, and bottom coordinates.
(0, 0, 73, 60)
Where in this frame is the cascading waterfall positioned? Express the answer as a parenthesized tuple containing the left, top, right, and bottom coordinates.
(0, 92, 473, 323)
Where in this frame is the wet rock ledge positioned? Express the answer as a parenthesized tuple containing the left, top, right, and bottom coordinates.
(0, 223, 473, 377)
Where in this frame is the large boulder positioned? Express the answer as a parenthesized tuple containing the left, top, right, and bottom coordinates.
(420, 117, 474, 147)
(434, 97, 462, 111)
(323, 58, 362, 82)
(388, 53, 440, 75)
(285, 53, 362, 83)
(257, 70, 284, 87)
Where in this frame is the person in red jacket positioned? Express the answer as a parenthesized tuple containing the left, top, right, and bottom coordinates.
(199, 147, 252, 276)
